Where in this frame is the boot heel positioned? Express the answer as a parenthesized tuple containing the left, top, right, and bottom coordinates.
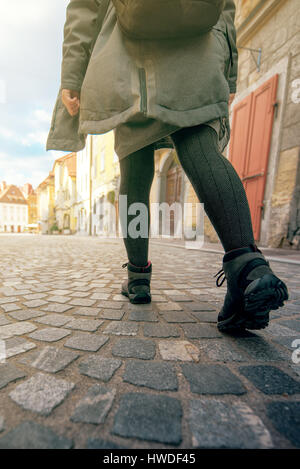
(121, 261, 152, 304)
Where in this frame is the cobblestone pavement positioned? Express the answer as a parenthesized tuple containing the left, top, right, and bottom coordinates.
(0, 234, 299, 449)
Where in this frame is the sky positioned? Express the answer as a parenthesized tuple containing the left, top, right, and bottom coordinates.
(0, 0, 71, 190)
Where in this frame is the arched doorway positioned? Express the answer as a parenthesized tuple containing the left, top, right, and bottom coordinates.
(166, 157, 182, 236)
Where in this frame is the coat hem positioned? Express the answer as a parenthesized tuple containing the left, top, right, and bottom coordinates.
(79, 101, 229, 138)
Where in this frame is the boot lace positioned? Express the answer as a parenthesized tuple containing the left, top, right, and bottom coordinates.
(214, 268, 226, 287)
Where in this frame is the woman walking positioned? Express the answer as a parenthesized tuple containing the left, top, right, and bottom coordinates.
(47, 0, 288, 331)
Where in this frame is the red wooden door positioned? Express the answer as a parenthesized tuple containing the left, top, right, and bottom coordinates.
(229, 74, 278, 240)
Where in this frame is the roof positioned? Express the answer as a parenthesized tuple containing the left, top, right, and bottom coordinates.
(36, 171, 55, 191)
(0, 185, 28, 205)
(52, 152, 76, 178)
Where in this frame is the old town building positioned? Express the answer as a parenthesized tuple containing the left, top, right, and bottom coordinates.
(0, 182, 28, 233)
(53, 153, 77, 234)
(36, 172, 55, 234)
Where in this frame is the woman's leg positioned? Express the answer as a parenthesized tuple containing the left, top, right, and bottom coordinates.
(119, 144, 155, 267)
(171, 124, 288, 331)
(170, 124, 255, 252)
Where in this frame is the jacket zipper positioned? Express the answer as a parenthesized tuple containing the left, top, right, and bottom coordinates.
(138, 68, 147, 115)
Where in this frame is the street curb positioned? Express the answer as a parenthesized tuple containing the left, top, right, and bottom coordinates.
(151, 241, 300, 266)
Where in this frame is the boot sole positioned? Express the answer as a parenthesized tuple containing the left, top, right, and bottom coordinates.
(121, 289, 152, 304)
(218, 273, 289, 332)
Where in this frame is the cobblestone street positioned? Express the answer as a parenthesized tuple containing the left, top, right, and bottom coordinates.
(0, 234, 299, 449)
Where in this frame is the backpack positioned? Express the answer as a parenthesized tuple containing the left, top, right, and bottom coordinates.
(111, 0, 225, 40)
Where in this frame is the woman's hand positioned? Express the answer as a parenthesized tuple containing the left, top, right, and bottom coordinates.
(61, 89, 80, 116)
(228, 93, 236, 107)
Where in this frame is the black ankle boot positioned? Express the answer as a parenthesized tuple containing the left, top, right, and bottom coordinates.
(121, 261, 152, 304)
(215, 244, 289, 331)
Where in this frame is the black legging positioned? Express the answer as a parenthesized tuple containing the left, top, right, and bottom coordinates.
(119, 124, 255, 267)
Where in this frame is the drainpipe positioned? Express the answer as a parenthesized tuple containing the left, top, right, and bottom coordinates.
(89, 135, 93, 236)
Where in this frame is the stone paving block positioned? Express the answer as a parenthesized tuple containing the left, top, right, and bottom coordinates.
(0, 421, 73, 449)
(34, 314, 71, 327)
(9, 372, 75, 415)
(47, 296, 72, 304)
(86, 438, 126, 449)
(49, 290, 73, 296)
(64, 333, 109, 352)
(23, 293, 48, 301)
(158, 340, 200, 362)
(128, 310, 159, 322)
(0, 322, 37, 339)
(266, 402, 300, 447)
(99, 309, 125, 320)
(0, 417, 4, 433)
(112, 338, 156, 360)
(182, 364, 246, 395)
(189, 399, 273, 448)
(8, 309, 45, 321)
(112, 392, 182, 445)
(65, 318, 103, 332)
(0, 363, 26, 389)
(157, 302, 183, 312)
(0, 315, 11, 326)
(79, 355, 122, 381)
(198, 339, 248, 362)
(4, 337, 36, 358)
(151, 294, 167, 302)
(269, 335, 299, 351)
(90, 293, 111, 300)
(123, 361, 178, 391)
(162, 311, 196, 323)
(28, 327, 71, 343)
(279, 319, 300, 333)
(69, 291, 90, 298)
(182, 323, 222, 338)
(0, 303, 22, 313)
(186, 302, 217, 312)
(22, 299, 48, 308)
(264, 323, 299, 337)
(233, 336, 287, 361)
(72, 307, 101, 316)
(68, 298, 97, 307)
(40, 303, 74, 313)
(19, 346, 79, 373)
(143, 323, 180, 338)
(97, 301, 124, 309)
(103, 321, 138, 336)
(239, 365, 300, 395)
(4, 290, 31, 297)
(0, 297, 19, 304)
(190, 312, 218, 323)
(291, 364, 300, 378)
(70, 385, 116, 424)
(168, 296, 194, 304)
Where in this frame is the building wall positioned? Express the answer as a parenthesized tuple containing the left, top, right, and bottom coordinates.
(0, 203, 28, 232)
(233, 0, 300, 247)
(92, 132, 119, 237)
(76, 136, 92, 235)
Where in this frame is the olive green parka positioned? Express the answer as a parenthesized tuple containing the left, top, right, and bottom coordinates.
(46, 0, 238, 153)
